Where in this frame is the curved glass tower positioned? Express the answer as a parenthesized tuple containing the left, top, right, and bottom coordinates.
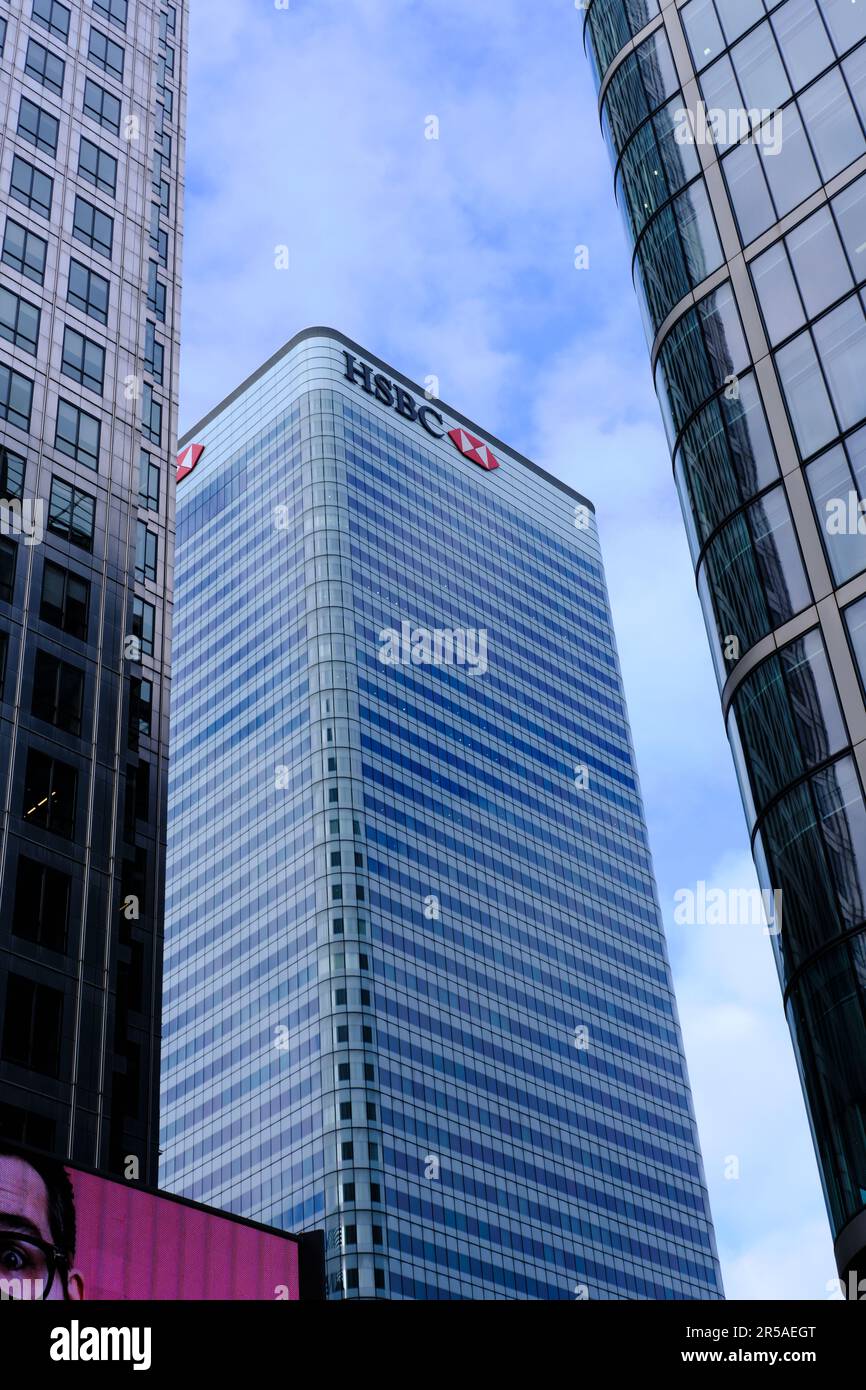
(584, 0, 866, 1286)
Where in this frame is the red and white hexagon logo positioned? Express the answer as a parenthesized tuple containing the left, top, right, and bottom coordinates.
(448, 427, 500, 472)
(176, 443, 205, 482)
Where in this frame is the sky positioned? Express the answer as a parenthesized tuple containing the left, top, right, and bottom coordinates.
(179, 0, 836, 1299)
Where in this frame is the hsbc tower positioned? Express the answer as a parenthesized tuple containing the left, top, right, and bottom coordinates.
(160, 327, 723, 1300)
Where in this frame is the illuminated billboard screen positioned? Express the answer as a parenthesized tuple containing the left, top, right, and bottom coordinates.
(0, 1147, 301, 1301)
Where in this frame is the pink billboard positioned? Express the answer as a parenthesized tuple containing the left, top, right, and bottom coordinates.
(0, 1145, 301, 1301)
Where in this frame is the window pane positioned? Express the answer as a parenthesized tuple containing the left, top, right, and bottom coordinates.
(813, 296, 866, 433)
(772, 0, 835, 90)
(798, 70, 865, 182)
(733, 24, 791, 114)
(806, 445, 866, 584)
(760, 104, 819, 217)
(751, 241, 804, 345)
(776, 331, 838, 456)
(787, 207, 853, 320)
(723, 141, 775, 243)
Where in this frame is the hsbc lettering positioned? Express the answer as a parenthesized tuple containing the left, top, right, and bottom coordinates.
(343, 352, 446, 438)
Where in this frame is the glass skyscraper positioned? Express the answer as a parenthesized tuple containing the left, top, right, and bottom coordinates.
(584, 0, 866, 1285)
(161, 327, 722, 1300)
(0, 0, 185, 1181)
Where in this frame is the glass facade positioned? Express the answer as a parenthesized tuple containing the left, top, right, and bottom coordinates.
(160, 328, 723, 1300)
(585, 0, 866, 1283)
(0, 0, 186, 1181)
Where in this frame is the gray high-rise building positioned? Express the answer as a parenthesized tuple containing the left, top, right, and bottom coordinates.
(584, 0, 866, 1287)
(0, 0, 185, 1182)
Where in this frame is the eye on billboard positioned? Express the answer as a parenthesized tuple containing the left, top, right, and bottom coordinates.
(0, 1144, 303, 1301)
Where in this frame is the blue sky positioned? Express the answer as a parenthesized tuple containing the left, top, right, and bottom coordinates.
(180, 0, 835, 1299)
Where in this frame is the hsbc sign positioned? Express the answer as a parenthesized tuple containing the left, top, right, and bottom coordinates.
(176, 442, 205, 482)
(343, 353, 500, 472)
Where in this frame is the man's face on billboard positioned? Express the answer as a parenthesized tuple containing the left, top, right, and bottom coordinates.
(0, 1156, 83, 1300)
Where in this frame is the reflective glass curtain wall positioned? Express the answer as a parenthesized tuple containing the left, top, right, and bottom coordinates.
(584, 0, 866, 1283)
(161, 328, 723, 1300)
(0, 0, 186, 1181)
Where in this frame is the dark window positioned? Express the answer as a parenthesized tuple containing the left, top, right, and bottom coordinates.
(88, 26, 124, 80)
(342, 1182, 355, 1201)
(124, 761, 150, 834)
(0, 18, 6, 57)
(0, 539, 16, 603)
(148, 204, 168, 266)
(68, 258, 109, 324)
(345, 1268, 359, 1290)
(93, 0, 127, 28)
(370, 1181, 381, 1201)
(10, 155, 53, 219)
(339, 1101, 351, 1120)
(138, 451, 159, 510)
(372, 1225, 383, 1245)
(366, 1102, 376, 1120)
(132, 596, 155, 656)
(56, 399, 101, 465)
(1, 975, 64, 1075)
(78, 136, 117, 196)
(2, 219, 48, 285)
(32, 0, 70, 42)
(144, 322, 164, 383)
(60, 327, 105, 394)
(0, 1104, 55, 1151)
(141, 383, 162, 444)
(0, 449, 24, 503)
(32, 650, 84, 735)
(337, 1063, 350, 1081)
(47, 476, 96, 551)
(129, 676, 153, 742)
(341, 1142, 354, 1161)
(17, 96, 59, 155)
(83, 77, 121, 134)
(23, 748, 77, 839)
(0, 287, 40, 355)
(23, 38, 65, 96)
(0, 630, 7, 695)
(0, 365, 33, 432)
(13, 857, 70, 952)
(41, 560, 89, 639)
(146, 262, 166, 320)
(135, 521, 157, 582)
(72, 195, 113, 258)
